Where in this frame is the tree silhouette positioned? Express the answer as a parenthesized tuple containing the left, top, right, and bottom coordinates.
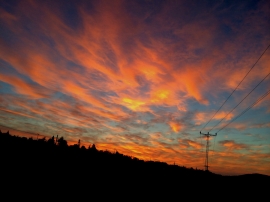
(47, 136, 55, 145)
(91, 143, 97, 151)
(58, 137, 68, 147)
(0, 129, 268, 201)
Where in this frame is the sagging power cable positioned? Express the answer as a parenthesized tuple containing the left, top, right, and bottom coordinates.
(216, 89, 270, 133)
(209, 71, 270, 132)
(200, 44, 270, 132)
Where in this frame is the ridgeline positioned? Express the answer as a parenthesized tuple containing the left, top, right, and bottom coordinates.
(0, 130, 268, 199)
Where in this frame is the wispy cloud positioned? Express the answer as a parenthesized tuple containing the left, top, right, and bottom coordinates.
(0, 0, 269, 175)
(219, 140, 249, 151)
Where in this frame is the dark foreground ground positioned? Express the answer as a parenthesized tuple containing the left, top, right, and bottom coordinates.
(0, 131, 269, 200)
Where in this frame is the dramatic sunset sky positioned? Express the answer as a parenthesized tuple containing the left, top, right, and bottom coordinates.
(0, 0, 269, 175)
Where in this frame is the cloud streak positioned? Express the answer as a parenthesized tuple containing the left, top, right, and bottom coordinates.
(0, 0, 269, 175)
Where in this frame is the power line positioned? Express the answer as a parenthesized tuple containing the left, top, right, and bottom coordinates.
(209, 71, 270, 132)
(200, 43, 270, 132)
(216, 89, 270, 133)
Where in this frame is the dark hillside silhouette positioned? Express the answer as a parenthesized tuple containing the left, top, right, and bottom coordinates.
(0, 130, 268, 200)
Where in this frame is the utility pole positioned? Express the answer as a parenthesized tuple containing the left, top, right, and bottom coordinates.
(200, 131, 217, 172)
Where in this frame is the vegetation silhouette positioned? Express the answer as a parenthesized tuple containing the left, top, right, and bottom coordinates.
(0, 130, 268, 199)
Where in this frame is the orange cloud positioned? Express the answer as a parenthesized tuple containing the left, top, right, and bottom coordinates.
(219, 140, 249, 151)
(178, 139, 204, 150)
(169, 122, 182, 133)
(187, 140, 203, 150)
(0, 0, 269, 176)
(0, 108, 37, 119)
(122, 98, 146, 111)
(0, 74, 52, 99)
(214, 111, 234, 121)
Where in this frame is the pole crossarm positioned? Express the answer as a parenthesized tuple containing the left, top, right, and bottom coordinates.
(200, 131, 217, 172)
(200, 131, 217, 137)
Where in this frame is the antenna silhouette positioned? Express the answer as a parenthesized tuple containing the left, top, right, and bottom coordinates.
(200, 131, 217, 172)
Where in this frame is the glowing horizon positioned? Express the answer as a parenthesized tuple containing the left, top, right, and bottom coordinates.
(0, 0, 269, 176)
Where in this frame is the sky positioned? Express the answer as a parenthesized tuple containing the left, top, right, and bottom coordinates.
(0, 0, 269, 176)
